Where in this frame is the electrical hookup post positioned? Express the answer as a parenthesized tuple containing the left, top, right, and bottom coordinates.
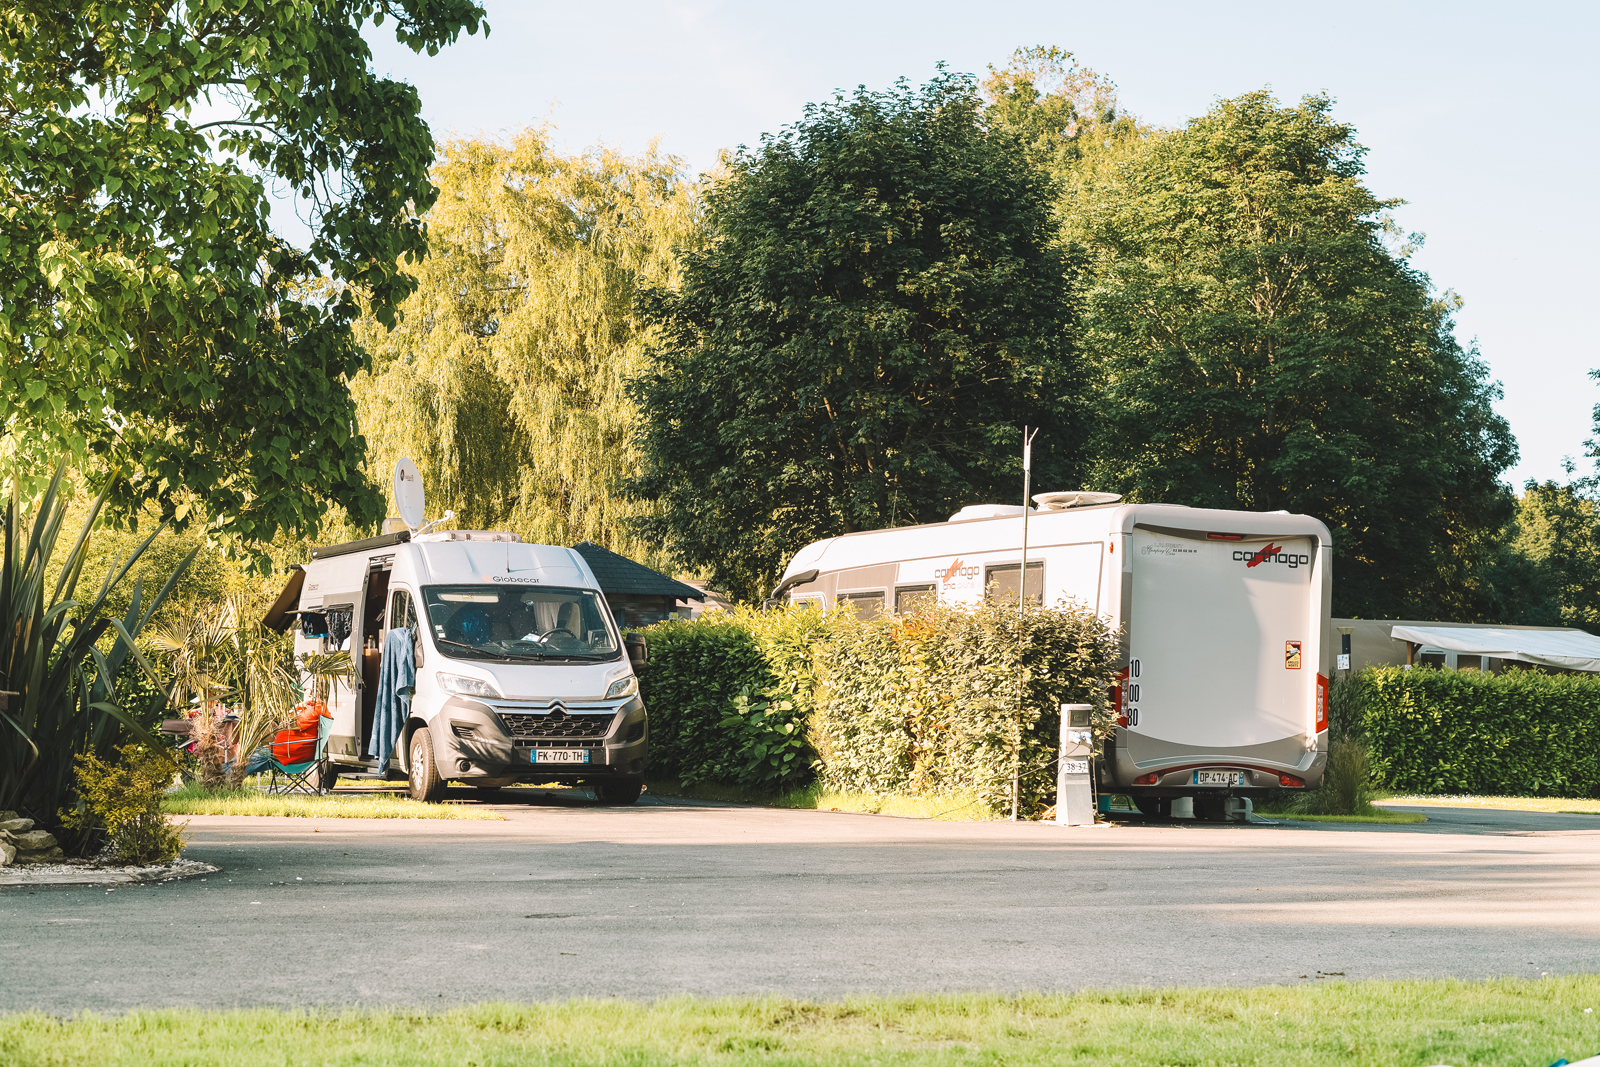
(1056, 704, 1096, 826)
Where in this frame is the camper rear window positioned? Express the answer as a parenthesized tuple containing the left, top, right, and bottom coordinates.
(421, 585, 620, 663)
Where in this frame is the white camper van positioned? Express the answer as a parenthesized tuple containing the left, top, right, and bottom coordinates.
(771, 495, 1332, 818)
(266, 528, 650, 804)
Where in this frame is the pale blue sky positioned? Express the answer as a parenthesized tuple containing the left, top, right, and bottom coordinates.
(360, 0, 1598, 489)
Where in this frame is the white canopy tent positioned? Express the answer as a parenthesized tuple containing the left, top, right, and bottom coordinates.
(1390, 624, 1600, 673)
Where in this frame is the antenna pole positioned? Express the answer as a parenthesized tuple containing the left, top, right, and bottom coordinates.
(1012, 426, 1039, 822)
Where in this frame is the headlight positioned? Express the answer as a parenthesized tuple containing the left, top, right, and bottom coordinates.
(604, 675, 638, 700)
(436, 672, 501, 698)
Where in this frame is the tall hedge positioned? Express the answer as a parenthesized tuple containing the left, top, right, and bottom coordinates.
(815, 601, 1119, 813)
(635, 606, 833, 789)
(637, 600, 1119, 814)
(1358, 666, 1600, 797)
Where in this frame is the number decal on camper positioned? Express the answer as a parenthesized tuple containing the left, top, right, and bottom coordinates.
(1127, 659, 1142, 729)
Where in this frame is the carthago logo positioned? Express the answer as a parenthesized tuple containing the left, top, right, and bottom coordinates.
(940, 558, 979, 583)
(1234, 543, 1311, 569)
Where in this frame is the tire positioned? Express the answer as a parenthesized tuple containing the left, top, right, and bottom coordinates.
(593, 778, 643, 806)
(319, 763, 340, 794)
(408, 729, 447, 803)
(1133, 795, 1169, 818)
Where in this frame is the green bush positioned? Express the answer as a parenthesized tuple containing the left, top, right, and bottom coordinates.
(815, 601, 1119, 815)
(636, 605, 833, 790)
(638, 600, 1118, 812)
(1357, 666, 1600, 797)
(61, 744, 185, 864)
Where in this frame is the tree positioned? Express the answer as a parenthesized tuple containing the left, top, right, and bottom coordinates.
(1071, 91, 1516, 617)
(350, 131, 701, 567)
(1492, 479, 1600, 632)
(629, 72, 1086, 602)
(0, 1, 486, 552)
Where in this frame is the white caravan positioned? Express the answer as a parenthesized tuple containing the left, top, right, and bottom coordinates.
(267, 528, 649, 804)
(771, 496, 1332, 818)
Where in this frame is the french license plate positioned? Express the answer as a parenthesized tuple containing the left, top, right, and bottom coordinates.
(1193, 770, 1246, 787)
(532, 749, 590, 764)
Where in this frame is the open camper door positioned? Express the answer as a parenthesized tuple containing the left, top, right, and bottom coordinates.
(1124, 529, 1318, 759)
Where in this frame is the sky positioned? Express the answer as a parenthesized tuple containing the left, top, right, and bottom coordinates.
(360, 0, 1598, 489)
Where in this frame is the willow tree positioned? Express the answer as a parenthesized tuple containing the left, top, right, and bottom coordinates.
(351, 131, 702, 566)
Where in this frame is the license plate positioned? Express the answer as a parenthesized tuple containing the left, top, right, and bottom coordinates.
(1193, 770, 1246, 786)
(532, 749, 591, 764)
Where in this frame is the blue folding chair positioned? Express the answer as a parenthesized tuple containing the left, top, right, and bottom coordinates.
(266, 714, 333, 795)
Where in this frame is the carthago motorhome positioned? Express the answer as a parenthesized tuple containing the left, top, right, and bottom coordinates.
(771, 493, 1332, 819)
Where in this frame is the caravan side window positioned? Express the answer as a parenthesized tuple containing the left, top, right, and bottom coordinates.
(984, 562, 1044, 607)
(388, 589, 422, 664)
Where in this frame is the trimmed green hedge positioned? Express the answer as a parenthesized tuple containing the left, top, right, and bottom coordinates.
(815, 602, 1119, 813)
(1358, 666, 1600, 797)
(637, 601, 1119, 814)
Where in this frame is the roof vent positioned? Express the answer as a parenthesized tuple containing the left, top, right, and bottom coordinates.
(948, 504, 1029, 522)
(414, 530, 523, 543)
(1032, 491, 1123, 511)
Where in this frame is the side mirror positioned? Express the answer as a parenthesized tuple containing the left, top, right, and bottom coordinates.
(625, 633, 648, 669)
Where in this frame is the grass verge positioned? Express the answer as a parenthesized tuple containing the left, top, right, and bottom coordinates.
(1379, 795, 1600, 815)
(161, 783, 503, 820)
(645, 779, 997, 821)
(3, 978, 1599, 1065)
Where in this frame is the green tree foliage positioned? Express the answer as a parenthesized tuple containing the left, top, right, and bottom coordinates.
(0, 1, 485, 551)
(1486, 479, 1600, 632)
(981, 47, 1147, 184)
(351, 131, 700, 564)
(630, 72, 1087, 603)
(1069, 91, 1516, 617)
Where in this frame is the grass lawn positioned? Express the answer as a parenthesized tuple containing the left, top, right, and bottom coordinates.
(161, 783, 503, 820)
(3, 978, 1598, 1066)
(1380, 794, 1600, 815)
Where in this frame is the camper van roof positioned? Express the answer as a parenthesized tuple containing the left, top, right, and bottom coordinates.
(310, 530, 411, 560)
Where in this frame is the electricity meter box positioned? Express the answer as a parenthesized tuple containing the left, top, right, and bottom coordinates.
(1056, 703, 1095, 825)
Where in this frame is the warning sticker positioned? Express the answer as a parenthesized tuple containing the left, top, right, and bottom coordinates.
(1285, 640, 1303, 670)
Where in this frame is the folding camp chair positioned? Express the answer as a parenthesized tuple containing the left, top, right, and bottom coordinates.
(265, 713, 333, 796)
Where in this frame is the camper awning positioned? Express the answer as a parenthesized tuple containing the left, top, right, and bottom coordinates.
(1390, 624, 1600, 673)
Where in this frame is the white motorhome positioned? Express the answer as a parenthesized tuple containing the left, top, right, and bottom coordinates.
(266, 528, 650, 804)
(771, 496, 1332, 819)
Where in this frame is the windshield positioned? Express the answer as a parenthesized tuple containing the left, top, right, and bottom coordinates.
(420, 585, 620, 662)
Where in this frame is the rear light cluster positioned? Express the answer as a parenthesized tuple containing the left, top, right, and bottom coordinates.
(1279, 774, 1305, 788)
(1132, 772, 1160, 785)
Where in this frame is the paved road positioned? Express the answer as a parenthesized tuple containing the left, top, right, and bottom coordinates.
(4, 792, 1599, 1012)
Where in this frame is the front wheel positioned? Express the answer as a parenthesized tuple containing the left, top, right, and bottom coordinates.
(408, 729, 447, 803)
(593, 778, 643, 806)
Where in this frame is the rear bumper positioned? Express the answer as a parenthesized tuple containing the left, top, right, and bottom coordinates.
(1108, 727, 1328, 791)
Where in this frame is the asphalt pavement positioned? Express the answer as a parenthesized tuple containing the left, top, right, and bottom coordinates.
(4, 791, 1598, 1012)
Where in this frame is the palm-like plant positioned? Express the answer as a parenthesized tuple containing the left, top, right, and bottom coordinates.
(148, 594, 355, 790)
(0, 463, 191, 824)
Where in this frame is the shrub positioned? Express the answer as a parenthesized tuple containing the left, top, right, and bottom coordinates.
(61, 744, 185, 864)
(814, 600, 1119, 815)
(1356, 666, 1600, 797)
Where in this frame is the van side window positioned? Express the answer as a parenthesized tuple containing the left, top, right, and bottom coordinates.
(838, 591, 884, 620)
(894, 585, 937, 613)
(984, 562, 1043, 607)
(388, 589, 422, 664)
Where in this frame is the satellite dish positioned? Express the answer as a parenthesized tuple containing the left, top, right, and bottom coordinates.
(1032, 490, 1123, 511)
(394, 458, 426, 530)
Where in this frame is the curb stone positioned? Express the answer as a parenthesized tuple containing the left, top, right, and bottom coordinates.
(0, 857, 220, 887)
